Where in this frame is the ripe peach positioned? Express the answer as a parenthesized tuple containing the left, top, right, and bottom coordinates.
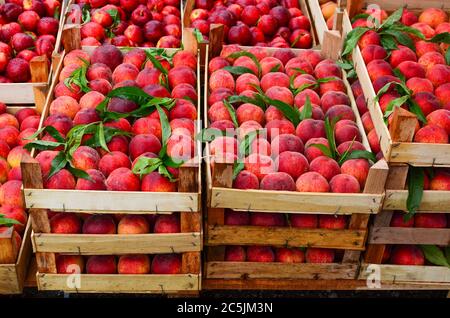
(265, 119, 295, 139)
(171, 83, 198, 102)
(361, 44, 387, 64)
(244, 153, 275, 180)
(319, 77, 346, 95)
(415, 213, 447, 228)
(329, 174, 360, 193)
(169, 99, 197, 121)
(304, 137, 329, 162)
(389, 46, 417, 68)
(224, 211, 250, 226)
(132, 118, 161, 140)
(71, 146, 100, 172)
(208, 101, 232, 123)
(295, 119, 325, 143)
(415, 40, 441, 58)
(334, 122, 361, 145)
(118, 254, 151, 274)
(56, 255, 85, 274)
(141, 172, 177, 192)
(292, 74, 317, 92)
(430, 170, 450, 190)
(426, 109, 450, 135)
(87, 63, 112, 82)
(99, 151, 131, 177)
(260, 57, 284, 76)
(351, 80, 363, 98)
(166, 133, 195, 162)
(426, 64, 450, 88)
(401, 8, 418, 26)
(250, 138, 271, 156)
(320, 91, 350, 113)
(238, 121, 262, 139)
(358, 30, 380, 50)
(49, 96, 80, 119)
(290, 214, 318, 228)
(106, 167, 140, 191)
(236, 103, 265, 126)
(390, 212, 414, 227)
(153, 214, 180, 233)
(75, 169, 106, 190)
(91, 44, 123, 71)
(310, 156, 340, 181)
(86, 255, 117, 274)
(419, 52, 446, 72)
(260, 72, 290, 92)
(265, 105, 285, 122)
(296, 171, 329, 192)
(225, 246, 246, 262)
(168, 66, 196, 89)
(247, 246, 275, 262)
(367, 129, 381, 153)
(129, 134, 161, 160)
(367, 59, 393, 82)
(63, 49, 90, 68)
(20, 115, 40, 131)
(355, 95, 368, 115)
(306, 248, 334, 263)
(151, 254, 181, 274)
(260, 172, 296, 191)
(414, 124, 448, 144)
(118, 215, 149, 234)
(83, 215, 116, 234)
(418, 8, 448, 29)
(390, 245, 424, 265)
(210, 136, 237, 157)
(0, 126, 19, 148)
(397, 61, 426, 80)
(44, 169, 76, 190)
(7, 166, 21, 181)
(411, 22, 436, 39)
(0, 113, 18, 129)
(319, 215, 347, 229)
(435, 83, 450, 106)
(341, 159, 370, 188)
(294, 89, 321, 108)
(325, 105, 356, 122)
(275, 248, 305, 263)
(407, 78, 434, 95)
(209, 69, 234, 91)
(233, 170, 259, 190)
(266, 86, 294, 106)
(50, 213, 82, 234)
(250, 212, 285, 228)
(270, 134, 303, 156)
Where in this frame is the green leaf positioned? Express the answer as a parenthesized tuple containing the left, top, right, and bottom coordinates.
(342, 150, 377, 163)
(195, 128, 223, 143)
(158, 164, 177, 182)
(382, 29, 415, 51)
(406, 166, 425, 219)
(238, 130, 258, 159)
(81, 4, 91, 24)
(380, 34, 398, 51)
(420, 245, 450, 268)
(64, 60, 90, 93)
(347, 69, 357, 79)
(47, 151, 68, 179)
(408, 99, 427, 124)
(336, 60, 354, 70)
(162, 156, 184, 169)
(24, 126, 65, 143)
(351, 13, 370, 23)
(132, 157, 163, 176)
(390, 24, 426, 41)
(375, 81, 404, 102)
(393, 68, 406, 83)
(227, 95, 266, 110)
(446, 48, 450, 65)
(0, 215, 21, 227)
(291, 67, 307, 75)
(428, 32, 450, 44)
(323, 116, 338, 159)
(299, 96, 312, 121)
(145, 51, 168, 75)
(383, 95, 410, 119)
(223, 99, 238, 128)
(97, 122, 109, 152)
(232, 162, 244, 179)
(380, 8, 403, 29)
(269, 64, 281, 73)
(222, 66, 255, 76)
(156, 105, 171, 158)
(293, 82, 318, 95)
(342, 27, 370, 56)
(106, 86, 152, 105)
(309, 143, 333, 158)
(192, 28, 205, 43)
(227, 51, 262, 77)
(23, 140, 65, 151)
(257, 93, 300, 127)
(67, 165, 92, 181)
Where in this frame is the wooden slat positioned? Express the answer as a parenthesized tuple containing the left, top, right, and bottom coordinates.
(32, 232, 202, 254)
(322, 30, 343, 60)
(208, 24, 224, 58)
(30, 56, 49, 114)
(210, 188, 383, 214)
(24, 189, 200, 213)
(389, 143, 450, 167)
(207, 225, 366, 250)
(369, 227, 450, 245)
(359, 264, 450, 283)
(206, 262, 357, 280)
(0, 227, 17, 264)
(361, 0, 450, 11)
(37, 273, 200, 293)
(384, 190, 450, 211)
(307, 0, 329, 44)
(62, 24, 81, 52)
(0, 83, 47, 104)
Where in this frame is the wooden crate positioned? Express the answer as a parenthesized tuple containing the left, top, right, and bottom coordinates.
(0, 220, 33, 294)
(22, 29, 203, 294)
(363, 164, 450, 286)
(335, 1, 450, 166)
(202, 32, 389, 287)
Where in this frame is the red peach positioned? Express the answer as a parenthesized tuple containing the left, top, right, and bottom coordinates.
(233, 170, 259, 190)
(118, 254, 150, 274)
(56, 255, 85, 274)
(414, 124, 448, 144)
(141, 172, 177, 192)
(318, 215, 347, 229)
(290, 214, 318, 228)
(390, 245, 424, 265)
(390, 212, 414, 227)
(305, 248, 334, 263)
(247, 246, 275, 262)
(225, 246, 246, 262)
(329, 174, 361, 193)
(106, 167, 140, 191)
(50, 213, 82, 234)
(244, 153, 275, 180)
(75, 169, 106, 190)
(309, 156, 340, 181)
(426, 109, 450, 135)
(260, 72, 290, 92)
(341, 159, 370, 188)
(99, 151, 131, 177)
(295, 171, 329, 192)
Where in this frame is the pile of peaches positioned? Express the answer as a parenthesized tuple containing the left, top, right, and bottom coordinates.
(0, 0, 60, 82)
(67, 0, 182, 48)
(187, 0, 313, 48)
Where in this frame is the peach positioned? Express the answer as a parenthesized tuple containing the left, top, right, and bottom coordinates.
(270, 134, 303, 156)
(170, 118, 195, 137)
(0, 158, 9, 183)
(305, 248, 334, 263)
(111, 63, 139, 84)
(244, 153, 275, 180)
(285, 58, 314, 77)
(169, 99, 197, 121)
(233, 170, 259, 190)
(8, 167, 21, 181)
(235, 103, 265, 126)
(209, 69, 235, 91)
(250, 212, 285, 227)
(210, 136, 237, 157)
(265, 119, 295, 139)
(0, 140, 9, 159)
(88, 79, 112, 95)
(397, 61, 425, 80)
(319, 77, 346, 95)
(260, 172, 296, 191)
(435, 83, 450, 106)
(390, 245, 424, 265)
(173, 50, 196, 70)
(418, 8, 448, 29)
(132, 118, 161, 140)
(153, 214, 180, 233)
(295, 171, 329, 192)
(314, 60, 342, 79)
(208, 101, 232, 123)
(412, 22, 436, 39)
(225, 246, 246, 262)
(59, 64, 79, 82)
(390, 212, 414, 227)
(355, 95, 368, 115)
(266, 86, 294, 106)
(319, 215, 347, 229)
(292, 74, 317, 92)
(351, 80, 363, 98)
(304, 137, 329, 162)
(171, 83, 198, 102)
(233, 56, 258, 75)
(0, 126, 20, 148)
(361, 44, 387, 64)
(401, 8, 418, 26)
(260, 57, 284, 76)
(208, 88, 233, 106)
(320, 91, 350, 113)
(86, 63, 112, 82)
(49, 96, 80, 119)
(325, 105, 356, 122)
(238, 121, 263, 139)
(414, 92, 441, 117)
(247, 246, 275, 262)
(168, 66, 196, 89)
(290, 214, 318, 228)
(0, 205, 26, 233)
(56, 255, 85, 274)
(367, 129, 381, 153)
(135, 68, 162, 88)
(389, 46, 417, 68)
(341, 159, 370, 188)
(321, 1, 337, 20)
(295, 119, 325, 143)
(75, 169, 106, 190)
(419, 52, 446, 72)
(367, 59, 393, 82)
(415, 40, 441, 58)
(123, 48, 147, 69)
(426, 64, 450, 88)
(35, 150, 59, 179)
(273, 152, 308, 180)
(50, 213, 82, 234)
(44, 114, 73, 136)
(118, 254, 151, 274)
(415, 213, 447, 228)
(86, 255, 117, 274)
(275, 248, 305, 263)
(44, 169, 76, 190)
(265, 105, 285, 122)
(54, 82, 83, 101)
(426, 110, 450, 135)
(151, 254, 181, 274)
(329, 174, 361, 193)
(72, 146, 100, 171)
(309, 156, 340, 181)
(99, 151, 131, 177)
(224, 211, 250, 226)
(294, 89, 321, 108)
(105, 118, 132, 132)
(129, 134, 161, 160)
(208, 57, 230, 74)
(106, 167, 140, 191)
(373, 75, 401, 94)
(6, 146, 28, 168)
(141, 172, 177, 192)
(73, 108, 101, 126)
(83, 215, 116, 234)
(430, 170, 450, 190)
(20, 115, 40, 131)
(406, 78, 434, 95)
(166, 133, 195, 162)
(118, 215, 149, 234)
(250, 138, 271, 156)
(260, 72, 290, 92)
(414, 124, 448, 144)
(0, 113, 19, 129)
(358, 30, 380, 50)
(379, 92, 401, 113)
(334, 121, 361, 145)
